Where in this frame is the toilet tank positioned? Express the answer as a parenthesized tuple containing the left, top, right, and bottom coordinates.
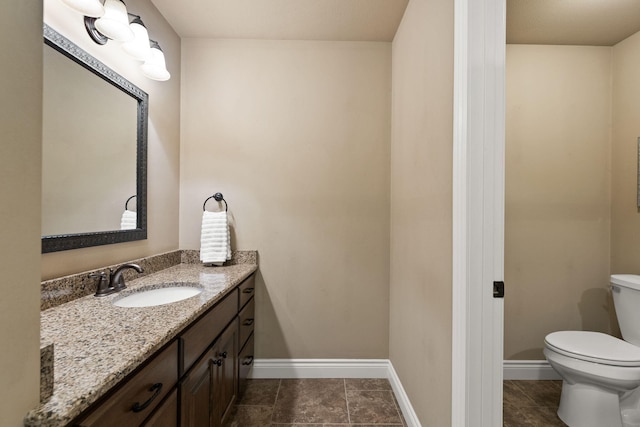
(611, 275, 640, 346)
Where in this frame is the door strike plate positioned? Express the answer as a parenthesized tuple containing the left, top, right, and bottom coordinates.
(493, 281, 505, 298)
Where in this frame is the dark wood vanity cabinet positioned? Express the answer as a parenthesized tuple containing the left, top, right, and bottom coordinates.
(71, 273, 256, 427)
(142, 390, 178, 427)
(216, 323, 238, 425)
(180, 289, 238, 375)
(237, 275, 255, 397)
(180, 321, 237, 427)
(75, 341, 179, 427)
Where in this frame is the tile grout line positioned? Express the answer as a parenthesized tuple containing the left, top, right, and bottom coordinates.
(389, 388, 406, 427)
(344, 378, 352, 425)
(270, 379, 282, 425)
(503, 381, 565, 426)
(508, 380, 543, 407)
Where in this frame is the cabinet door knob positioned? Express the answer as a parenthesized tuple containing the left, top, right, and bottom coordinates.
(213, 358, 223, 367)
(131, 383, 163, 413)
(242, 319, 254, 326)
(242, 356, 254, 366)
(220, 351, 228, 359)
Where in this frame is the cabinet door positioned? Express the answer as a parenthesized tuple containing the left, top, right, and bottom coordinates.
(181, 321, 238, 427)
(180, 347, 215, 427)
(213, 322, 237, 427)
(142, 389, 178, 427)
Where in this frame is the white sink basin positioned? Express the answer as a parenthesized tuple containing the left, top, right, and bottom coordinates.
(114, 285, 203, 308)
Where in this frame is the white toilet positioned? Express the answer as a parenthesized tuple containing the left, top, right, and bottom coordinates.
(544, 275, 640, 427)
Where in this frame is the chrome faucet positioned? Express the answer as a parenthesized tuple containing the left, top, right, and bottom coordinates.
(109, 263, 144, 292)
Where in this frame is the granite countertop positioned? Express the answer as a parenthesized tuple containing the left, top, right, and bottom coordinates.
(25, 262, 257, 427)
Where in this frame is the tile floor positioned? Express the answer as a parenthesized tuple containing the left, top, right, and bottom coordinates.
(503, 380, 566, 426)
(224, 378, 407, 426)
(225, 378, 564, 426)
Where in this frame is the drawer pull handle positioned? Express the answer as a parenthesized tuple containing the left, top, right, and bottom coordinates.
(131, 383, 163, 413)
(242, 319, 255, 326)
(242, 356, 254, 366)
(242, 288, 254, 294)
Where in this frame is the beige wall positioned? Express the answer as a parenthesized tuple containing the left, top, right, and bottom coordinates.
(0, 1, 43, 425)
(389, 0, 453, 424)
(41, 0, 181, 280)
(180, 39, 391, 358)
(505, 45, 613, 359)
(611, 32, 640, 275)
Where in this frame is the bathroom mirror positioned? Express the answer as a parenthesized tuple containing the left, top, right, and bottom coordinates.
(42, 24, 147, 253)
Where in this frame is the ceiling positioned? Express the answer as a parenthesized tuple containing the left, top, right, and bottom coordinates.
(150, 0, 409, 41)
(150, 0, 640, 46)
(507, 0, 640, 46)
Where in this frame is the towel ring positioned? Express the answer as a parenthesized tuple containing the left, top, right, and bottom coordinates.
(125, 195, 137, 210)
(203, 192, 228, 212)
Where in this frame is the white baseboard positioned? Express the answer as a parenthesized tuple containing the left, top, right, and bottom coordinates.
(503, 360, 560, 380)
(386, 361, 421, 427)
(250, 358, 390, 379)
(249, 358, 421, 427)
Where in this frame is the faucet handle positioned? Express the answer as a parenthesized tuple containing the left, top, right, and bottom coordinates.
(89, 271, 114, 297)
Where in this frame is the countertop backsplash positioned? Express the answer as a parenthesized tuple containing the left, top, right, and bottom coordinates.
(41, 250, 258, 310)
(181, 249, 258, 265)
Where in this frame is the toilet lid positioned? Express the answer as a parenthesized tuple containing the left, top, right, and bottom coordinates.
(611, 274, 640, 291)
(545, 331, 640, 367)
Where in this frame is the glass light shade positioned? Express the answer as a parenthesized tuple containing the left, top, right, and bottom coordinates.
(94, 0, 133, 42)
(141, 43, 170, 81)
(60, 0, 104, 17)
(121, 18, 151, 60)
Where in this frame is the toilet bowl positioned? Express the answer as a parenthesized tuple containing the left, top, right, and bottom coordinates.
(544, 275, 640, 427)
(544, 331, 640, 427)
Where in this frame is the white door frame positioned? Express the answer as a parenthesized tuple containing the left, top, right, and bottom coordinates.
(452, 0, 506, 425)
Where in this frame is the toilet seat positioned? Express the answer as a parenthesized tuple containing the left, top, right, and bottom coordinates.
(545, 331, 640, 367)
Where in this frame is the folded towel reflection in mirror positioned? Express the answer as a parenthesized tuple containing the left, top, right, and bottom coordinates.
(120, 195, 137, 230)
(120, 209, 137, 230)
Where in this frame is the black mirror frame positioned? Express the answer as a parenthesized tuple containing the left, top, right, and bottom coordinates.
(42, 24, 148, 253)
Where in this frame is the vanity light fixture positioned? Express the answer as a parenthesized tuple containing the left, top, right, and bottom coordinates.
(93, 0, 134, 42)
(141, 40, 171, 81)
(121, 16, 151, 60)
(59, 0, 104, 18)
(57, 0, 170, 81)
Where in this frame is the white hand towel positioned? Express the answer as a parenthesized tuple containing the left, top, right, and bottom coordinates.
(120, 210, 137, 230)
(200, 210, 231, 265)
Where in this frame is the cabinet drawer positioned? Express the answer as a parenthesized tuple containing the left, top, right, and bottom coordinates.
(76, 340, 178, 427)
(238, 297, 255, 349)
(238, 274, 255, 309)
(181, 289, 238, 373)
(238, 333, 254, 399)
(142, 389, 178, 427)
